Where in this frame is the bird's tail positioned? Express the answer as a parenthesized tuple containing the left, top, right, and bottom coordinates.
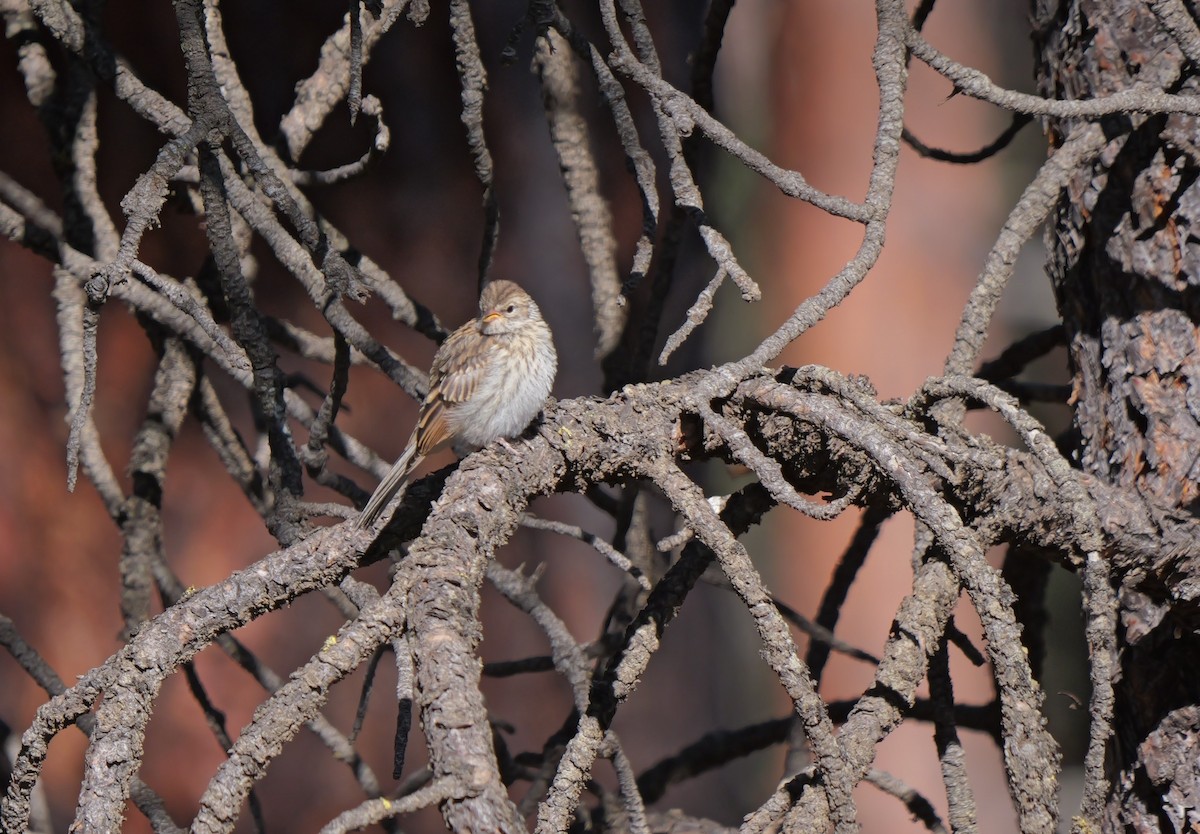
(356, 443, 421, 528)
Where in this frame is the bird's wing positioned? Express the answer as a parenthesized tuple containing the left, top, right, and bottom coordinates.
(412, 324, 492, 456)
(431, 326, 492, 403)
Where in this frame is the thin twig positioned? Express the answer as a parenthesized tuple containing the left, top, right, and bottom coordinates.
(902, 113, 1032, 164)
(449, 0, 499, 290)
(520, 513, 650, 590)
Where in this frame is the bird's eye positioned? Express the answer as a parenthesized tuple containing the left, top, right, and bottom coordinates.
(506, 304, 516, 314)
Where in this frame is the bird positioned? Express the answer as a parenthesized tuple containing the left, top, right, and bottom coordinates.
(355, 280, 557, 528)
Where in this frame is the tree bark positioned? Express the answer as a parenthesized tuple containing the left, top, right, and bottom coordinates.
(1036, 1, 1200, 829)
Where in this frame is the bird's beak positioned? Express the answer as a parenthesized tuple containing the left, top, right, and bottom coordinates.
(482, 311, 503, 323)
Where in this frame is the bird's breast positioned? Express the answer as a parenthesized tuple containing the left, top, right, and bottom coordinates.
(448, 328, 557, 452)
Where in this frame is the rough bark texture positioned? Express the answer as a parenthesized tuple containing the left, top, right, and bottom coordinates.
(1036, 1, 1200, 829)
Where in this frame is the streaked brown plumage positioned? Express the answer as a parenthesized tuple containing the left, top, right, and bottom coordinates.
(355, 280, 557, 528)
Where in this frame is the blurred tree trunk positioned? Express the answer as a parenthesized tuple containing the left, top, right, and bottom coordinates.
(1036, 1, 1200, 829)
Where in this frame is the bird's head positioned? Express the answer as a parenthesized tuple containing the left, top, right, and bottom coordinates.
(478, 280, 541, 335)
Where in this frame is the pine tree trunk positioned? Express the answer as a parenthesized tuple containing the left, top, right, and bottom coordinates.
(1036, 1, 1200, 829)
